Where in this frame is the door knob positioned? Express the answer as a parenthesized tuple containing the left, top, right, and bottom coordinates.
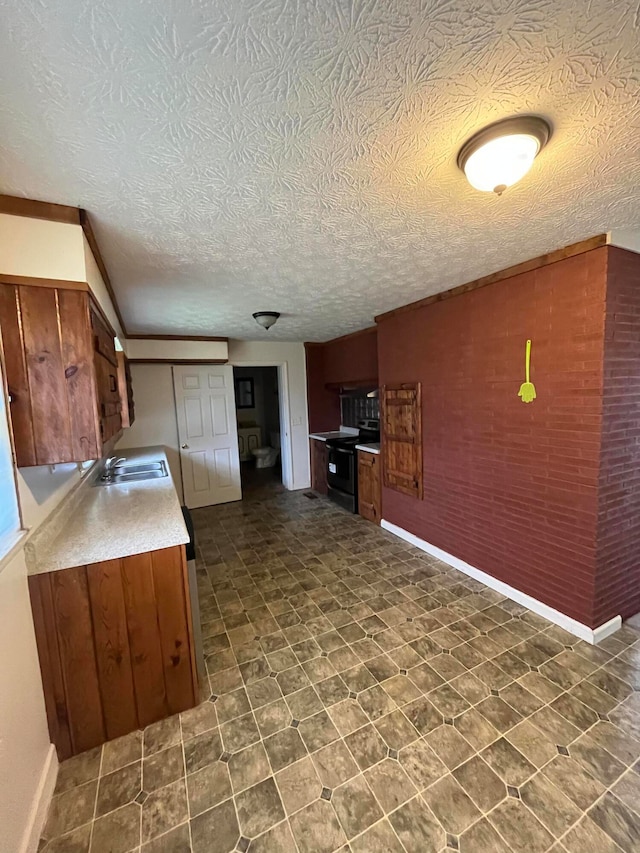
(181, 443, 189, 449)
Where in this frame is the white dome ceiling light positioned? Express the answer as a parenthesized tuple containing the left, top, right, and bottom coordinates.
(253, 311, 281, 330)
(458, 116, 552, 195)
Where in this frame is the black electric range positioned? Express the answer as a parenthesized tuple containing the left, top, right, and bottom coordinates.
(326, 419, 380, 513)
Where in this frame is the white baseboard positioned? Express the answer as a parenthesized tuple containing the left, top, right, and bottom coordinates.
(592, 616, 623, 645)
(21, 744, 58, 853)
(381, 519, 622, 645)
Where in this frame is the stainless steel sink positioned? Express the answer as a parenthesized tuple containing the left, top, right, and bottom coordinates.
(114, 462, 166, 475)
(111, 469, 167, 483)
(94, 459, 168, 486)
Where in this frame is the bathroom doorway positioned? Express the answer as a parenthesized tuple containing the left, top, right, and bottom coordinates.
(233, 365, 283, 496)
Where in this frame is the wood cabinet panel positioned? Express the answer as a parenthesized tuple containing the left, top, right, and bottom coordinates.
(29, 544, 197, 761)
(151, 547, 197, 714)
(310, 438, 328, 495)
(58, 288, 101, 461)
(86, 560, 138, 739)
(0, 280, 122, 466)
(20, 285, 74, 464)
(358, 451, 382, 524)
(381, 383, 423, 499)
(91, 306, 118, 366)
(121, 552, 170, 727)
(0, 284, 36, 465)
(28, 575, 73, 758)
(117, 351, 135, 428)
(50, 567, 106, 753)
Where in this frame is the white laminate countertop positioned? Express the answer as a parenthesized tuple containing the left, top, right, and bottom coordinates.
(356, 443, 381, 454)
(24, 446, 189, 575)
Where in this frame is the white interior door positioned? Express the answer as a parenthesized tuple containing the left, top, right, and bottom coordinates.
(173, 365, 242, 508)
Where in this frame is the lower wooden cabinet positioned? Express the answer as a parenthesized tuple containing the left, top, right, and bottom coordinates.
(310, 438, 328, 494)
(28, 544, 198, 760)
(358, 450, 382, 524)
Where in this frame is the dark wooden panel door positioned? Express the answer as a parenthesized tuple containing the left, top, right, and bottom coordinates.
(0, 284, 37, 465)
(358, 451, 381, 523)
(381, 383, 423, 499)
(28, 575, 73, 758)
(310, 439, 329, 495)
(50, 566, 106, 754)
(19, 285, 75, 464)
(150, 546, 197, 714)
(121, 552, 170, 727)
(86, 559, 138, 739)
(58, 288, 101, 461)
(117, 351, 135, 428)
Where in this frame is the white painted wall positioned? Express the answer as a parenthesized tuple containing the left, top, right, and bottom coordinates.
(609, 228, 640, 254)
(125, 339, 228, 361)
(0, 549, 57, 853)
(0, 213, 122, 851)
(117, 364, 184, 502)
(83, 235, 125, 341)
(0, 213, 85, 282)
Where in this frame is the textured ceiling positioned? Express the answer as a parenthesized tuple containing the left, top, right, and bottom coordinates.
(1, 0, 639, 341)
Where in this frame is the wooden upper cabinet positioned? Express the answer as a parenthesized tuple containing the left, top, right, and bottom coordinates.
(0, 281, 122, 466)
(381, 383, 423, 499)
(116, 351, 135, 428)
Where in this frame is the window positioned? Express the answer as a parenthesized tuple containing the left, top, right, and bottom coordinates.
(235, 377, 255, 409)
(0, 377, 21, 558)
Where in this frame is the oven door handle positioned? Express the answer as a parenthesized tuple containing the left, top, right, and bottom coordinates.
(332, 447, 354, 454)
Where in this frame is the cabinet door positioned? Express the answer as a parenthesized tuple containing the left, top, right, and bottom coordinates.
(381, 383, 422, 499)
(91, 305, 122, 445)
(247, 432, 259, 452)
(94, 352, 121, 444)
(0, 283, 100, 466)
(310, 439, 328, 494)
(358, 451, 381, 523)
(117, 352, 135, 428)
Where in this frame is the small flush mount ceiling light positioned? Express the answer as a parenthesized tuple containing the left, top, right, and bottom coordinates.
(253, 311, 280, 330)
(457, 115, 551, 195)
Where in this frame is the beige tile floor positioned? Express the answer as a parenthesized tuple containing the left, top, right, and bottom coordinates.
(40, 485, 640, 852)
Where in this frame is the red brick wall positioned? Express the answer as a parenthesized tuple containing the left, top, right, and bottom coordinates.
(304, 344, 340, 433)
(378, 248, 609, 626)
(595, 247, 640, 624)
(323, 327, 378, 386)
(305, 328, 378, 433)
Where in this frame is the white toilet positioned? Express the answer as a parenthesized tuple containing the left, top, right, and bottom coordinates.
(251, 431, 281, 468)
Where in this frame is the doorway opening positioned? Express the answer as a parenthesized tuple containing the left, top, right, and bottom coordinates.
(233, 366, 283, 498)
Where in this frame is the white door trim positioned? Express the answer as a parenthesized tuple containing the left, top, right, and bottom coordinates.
(381, 518, 622, 645)
(230, 360, 294, 491)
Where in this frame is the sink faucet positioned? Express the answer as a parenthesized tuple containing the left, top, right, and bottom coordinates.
(102, 456, 126, 481)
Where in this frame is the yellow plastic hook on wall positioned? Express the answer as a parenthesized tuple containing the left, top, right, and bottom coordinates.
(518, 339, 536, 403)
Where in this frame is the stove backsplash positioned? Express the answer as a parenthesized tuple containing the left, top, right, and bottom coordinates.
(340, 389, 380, 427)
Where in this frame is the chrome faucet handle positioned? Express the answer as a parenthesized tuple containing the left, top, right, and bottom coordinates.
(103, 456, 126, 475)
